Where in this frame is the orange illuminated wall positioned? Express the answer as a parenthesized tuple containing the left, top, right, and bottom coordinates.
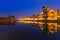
(47, 9, 57, 20)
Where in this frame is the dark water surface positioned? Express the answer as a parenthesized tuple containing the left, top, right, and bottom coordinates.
(0, 22, 60, 40)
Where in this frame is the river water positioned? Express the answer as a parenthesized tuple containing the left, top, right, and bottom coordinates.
(0, 21, 60, 40)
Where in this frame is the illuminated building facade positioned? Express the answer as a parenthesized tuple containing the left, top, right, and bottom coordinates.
(37, 7, 60, 20)
(19, 6, 60, 21)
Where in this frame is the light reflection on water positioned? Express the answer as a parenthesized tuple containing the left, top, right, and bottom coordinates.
(20, 20, 60, 35)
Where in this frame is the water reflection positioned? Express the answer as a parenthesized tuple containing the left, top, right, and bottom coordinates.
(20, 21, 60, 35)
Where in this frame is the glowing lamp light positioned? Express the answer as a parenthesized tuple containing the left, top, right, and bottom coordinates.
(27, 18, 30, 20)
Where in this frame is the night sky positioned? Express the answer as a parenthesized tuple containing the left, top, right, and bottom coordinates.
(0, 0, 60, 19)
